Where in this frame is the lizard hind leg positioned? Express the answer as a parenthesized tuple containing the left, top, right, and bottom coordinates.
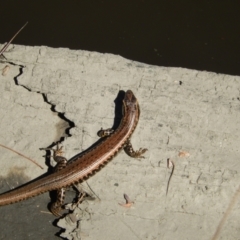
(50, 188, 66, 217)
(43, 144, 68, 217)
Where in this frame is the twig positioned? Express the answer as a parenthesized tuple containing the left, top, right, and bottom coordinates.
(0, 143, 43, 169)
(211, 186, 240, 240)
(166, 158, 175, 195)
(85, 180, 101, 201)
(0, 22, 28, 58)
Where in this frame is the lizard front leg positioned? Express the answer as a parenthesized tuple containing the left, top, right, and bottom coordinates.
(97, 128, 114, 138)
(98, 128, 148, 158)
(123, 139, 148, 159)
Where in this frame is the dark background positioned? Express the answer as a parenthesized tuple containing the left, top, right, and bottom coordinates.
(1, 1, 240, 76)
(0, 1, 240, 239)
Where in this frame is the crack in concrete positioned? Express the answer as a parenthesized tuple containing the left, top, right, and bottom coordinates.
(12, 62, 75, 147)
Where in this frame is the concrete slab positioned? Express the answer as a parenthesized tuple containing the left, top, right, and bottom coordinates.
(0, 44, 239, 239)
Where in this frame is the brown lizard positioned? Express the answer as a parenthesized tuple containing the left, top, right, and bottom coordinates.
(0, 90, 148, 216)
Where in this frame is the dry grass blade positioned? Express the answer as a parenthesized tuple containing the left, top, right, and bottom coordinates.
(0, 22, 28, 58)
(0, 143, 43, 169)
(211, 186, 240, 240)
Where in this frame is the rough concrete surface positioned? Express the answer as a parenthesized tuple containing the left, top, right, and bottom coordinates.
(0, 44, 239, 240)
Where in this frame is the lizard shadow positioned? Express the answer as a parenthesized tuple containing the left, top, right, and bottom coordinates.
(46, 89, 125, 214)
(49, 89, 126, 236)
(65, 89, 125, 163)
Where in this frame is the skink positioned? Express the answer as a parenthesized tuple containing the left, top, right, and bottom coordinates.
(0, 90, 147, 213)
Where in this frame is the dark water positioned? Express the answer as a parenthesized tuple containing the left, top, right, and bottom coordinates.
(0, 1, 240, 239)
(1, 1, 240, 75)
